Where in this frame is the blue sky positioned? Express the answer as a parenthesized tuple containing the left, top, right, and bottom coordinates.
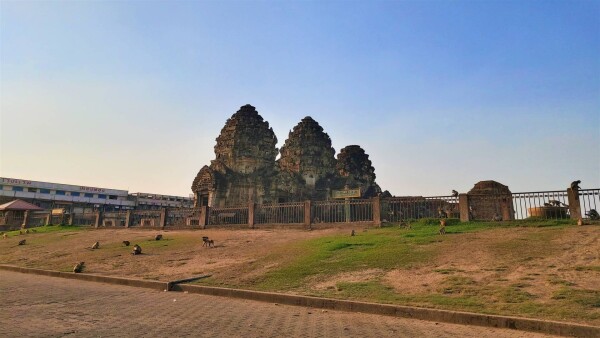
(1, 1, 598, 196)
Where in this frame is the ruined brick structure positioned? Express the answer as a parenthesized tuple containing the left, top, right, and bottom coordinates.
(192, 105, 381, 207)
(468, 180, 515, 221)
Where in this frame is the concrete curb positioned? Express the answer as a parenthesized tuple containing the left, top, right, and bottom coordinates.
(1, 265, 598, 337)
(0, 265, 166, 291)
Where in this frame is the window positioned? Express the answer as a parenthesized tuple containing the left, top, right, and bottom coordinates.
(109, 195, 117, 200)
(84, 193, 94, 198)
(56, 190, 66, 195)
(40, 189, 50, 194)
(28, 188, 38, 193)
(12, 186, 23, 192)
(71, 192, 80, 197)
(98, 194, 106, 199)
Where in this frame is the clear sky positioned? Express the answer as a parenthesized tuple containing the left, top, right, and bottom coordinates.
(1, 0, 598, 197)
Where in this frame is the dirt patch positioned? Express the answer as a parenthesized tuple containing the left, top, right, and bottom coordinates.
(312, 268, 385, 290)
(0, 227, 350, 282)
(382, 227, 600, 304)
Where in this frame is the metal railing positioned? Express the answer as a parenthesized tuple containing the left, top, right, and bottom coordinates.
(71, 212, 96, 226)
(131, 210, 162, 227)
(255, 202, 304, 224)
(29, 211, 49, 227)
(13, 187, 599, 229)
(381, 195, 459, 222)
(208, 205, 248, 226)
(50, 214, 64, 225)
(167, 208, 199, 227)
(312, 199, 373, 223)
(103, 211, 128, 227)
(579, 189, 600, 220)
(508, 191, 569, 220)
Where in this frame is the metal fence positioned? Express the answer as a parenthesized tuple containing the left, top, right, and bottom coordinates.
(579, 189, 600, 220)
(71, 212, 96, 226)
(21, 187, 599, 229)
(381, 195, 459, 222)
(50, 214, 65, 225)
(167, 208, 199, 227)
(131, 210, 162, 227)
(208, 206, 248, 226)
(29, 211, 49, 227)
(312, 199, 373, 223)
(103, 211, 128, 227)
(508, 191, 569, 220)
(466, 189, 600, 221)
(255, 202, 304, 224)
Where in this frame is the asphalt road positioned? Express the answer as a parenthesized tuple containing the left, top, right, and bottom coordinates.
(0, 270, 554, 337)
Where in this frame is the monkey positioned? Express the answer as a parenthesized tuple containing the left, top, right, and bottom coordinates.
(2, 233, 7, 239)
(400, 221, 412, 229)
(122, 240, 130, 246)
(548, 200, 562, 207)
(439, 219, 446, 235)
(91, 241, 100, 250)
(19, 230, 23, 235)
(155, 234, 163, 241)
(571, 180, 581, 190)
(451, 190, 459, 197)
(438, 207, 448, 219)
(543, 202, 553, 207)
(132, 244, 142, 255)
(18, 239, 26, 245)
(586, 209, 600, 220)
(73, 262, 85, 273)
(351, 229, 355, 236)
(24, 229, 29, 234)
(202, 237, 215, 247)
(577, 218, 584, 226)
(491, 213, 502, 222)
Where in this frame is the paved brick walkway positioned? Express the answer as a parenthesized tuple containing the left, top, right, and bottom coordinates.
(0, 271, 554, 337)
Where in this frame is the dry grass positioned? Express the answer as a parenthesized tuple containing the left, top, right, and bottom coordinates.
(1, 221, 599, 325)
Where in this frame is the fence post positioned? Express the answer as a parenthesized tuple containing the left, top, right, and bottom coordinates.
(125, 210, 131, 228)
(304, 200, 311, 227)
(21, 210, 30, 229)
(160, 208, 167, 229)
(94, 211, 101, 228)
(459, 194, 470, 222)
(199, 206, 209, 229)
(372, 196, 382, 227)
(45, 212, 51, 226)
(567, 188, 582, 220)
(248, 202, 255, 229)
(68, 213, 74, 226)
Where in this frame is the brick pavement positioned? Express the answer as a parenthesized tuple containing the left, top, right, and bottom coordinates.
(0, 271, 555, 337)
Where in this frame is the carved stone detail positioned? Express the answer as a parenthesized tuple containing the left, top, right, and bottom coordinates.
(192, 105, 381, 206)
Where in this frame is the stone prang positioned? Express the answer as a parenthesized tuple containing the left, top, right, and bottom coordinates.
(336, 145, 381, 198)
(276, 117, 337, 200)
(192, 105, 381, 207)
(212, 104, 278, 175)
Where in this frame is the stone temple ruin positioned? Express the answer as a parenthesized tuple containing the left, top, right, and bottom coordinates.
(192, 105, 381, 207)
